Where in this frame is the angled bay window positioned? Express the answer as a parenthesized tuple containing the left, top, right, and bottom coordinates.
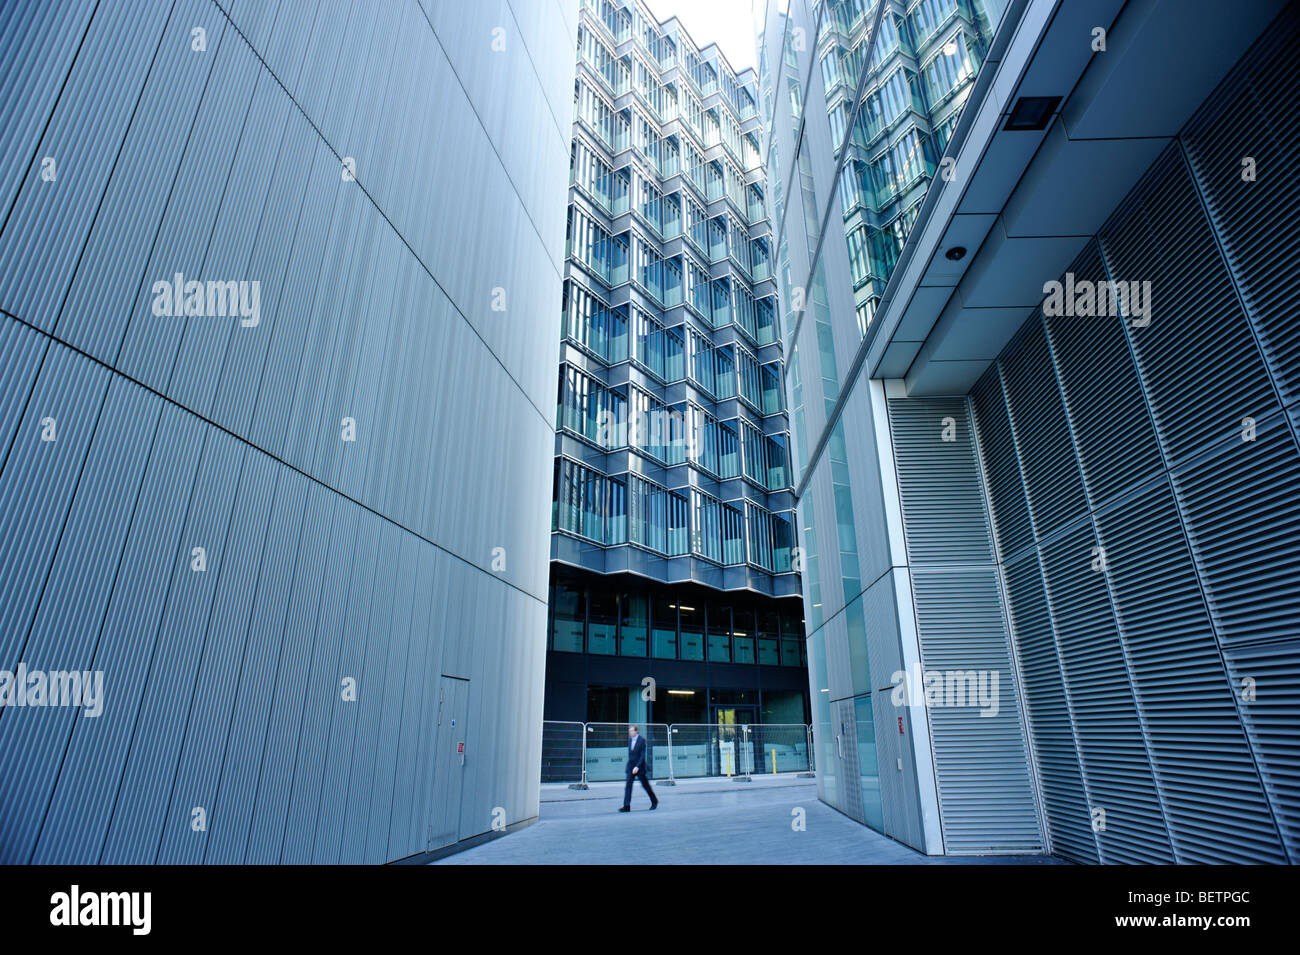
(690, 488, 723, 563)
(563, 280, 628, 363)
(558, 365, 626, 448)
(554, 457, 607, 542)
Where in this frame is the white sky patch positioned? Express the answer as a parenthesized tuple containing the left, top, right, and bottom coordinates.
(643, 0, 758, 73)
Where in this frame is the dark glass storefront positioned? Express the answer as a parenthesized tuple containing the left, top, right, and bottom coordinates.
(544, 567, 809, 726)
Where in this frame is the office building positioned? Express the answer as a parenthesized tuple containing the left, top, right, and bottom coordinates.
(756, 0, 1299, 861)
(0, 0, 575, 863)
(545, 0, 809, 729)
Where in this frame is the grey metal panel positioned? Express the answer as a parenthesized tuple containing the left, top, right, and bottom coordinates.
(1181, 5, 1300, 408)
(1172, 416, 1300, 650)
(0, 0, 97, 217)
(1096, 478, 1283, 863)
(309, 507, 382, 864)
(156, 449, 278, 864)
(100, 427, 247, 863)
(0, 0, 572, 865)
(887, 397, 994, 564)
(114, 27, 261, 390)
(970, 366, 1034, 560)
(59, 0, 228, 368)
(1222, 639, 1300, 860)
(32, 401, 206, 864)
(0, 315, 45, 464)
(242, 482, 337, 864)
(997, 317, 1087, 541)
(362, 532, 420, 863)
(0, 0, 173, 332)
(1038, 524, 1174, 863)
(1002, 551, 1097, 862)
(1043, 241, 1163, 509)
(1099, 145, 1277, 466)
(338, 520, 401, 864)
(910, 567, 1042, 854)
(204, 465, 309, 864)
(0, 374, 155, 863)
(279, 499, 363, 864)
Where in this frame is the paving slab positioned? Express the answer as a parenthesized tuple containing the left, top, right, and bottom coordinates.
(436, 778, 1065, 865)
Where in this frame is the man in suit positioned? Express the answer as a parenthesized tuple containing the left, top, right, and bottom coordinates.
(619, 725, 658, 812)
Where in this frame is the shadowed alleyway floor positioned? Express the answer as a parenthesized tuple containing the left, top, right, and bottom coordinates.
(436, 776, 1064, 865)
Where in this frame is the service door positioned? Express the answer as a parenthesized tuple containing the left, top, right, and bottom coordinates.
(428, 676, 470, 851)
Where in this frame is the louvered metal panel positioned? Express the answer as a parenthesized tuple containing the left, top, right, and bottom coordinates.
(910, 568, 1042, 854)
(998, 317, 1088, 541)
(1172, 414, 1300, 649)
(1182, 4, 1300, 408)
(1222, 639, 1300, 860)
(1098, 146, 1278, 466)
(887, 397, 994, 564)
(1096, 480, 1283, 863)
(970, 365, 1035, 561)
(1038, 524, 1174, 862)
(1044, 242, 1163, 510)
(1002, 552, 1097, 863)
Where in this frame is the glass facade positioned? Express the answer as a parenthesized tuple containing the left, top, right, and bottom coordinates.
(758, 0, 1300, 863)
(549, 0, 808, 725)
(556, 0, 799, 593)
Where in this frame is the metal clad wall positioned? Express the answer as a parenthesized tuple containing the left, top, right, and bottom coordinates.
(966, 8, 1299, 863)
(0, 0, 575, 862)
(887, 396, 1043, 854)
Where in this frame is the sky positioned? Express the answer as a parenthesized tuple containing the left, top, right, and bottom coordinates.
(642, 0, 758, 73)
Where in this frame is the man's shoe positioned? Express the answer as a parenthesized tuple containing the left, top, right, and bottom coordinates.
(618, 806, 631, 812)
(650, 801, 659, 810)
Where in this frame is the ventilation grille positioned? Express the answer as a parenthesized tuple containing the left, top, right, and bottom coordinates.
(998, 318, 1088, 540)
(1096, 480, 1283, 863)
(970, 366, 1034, 560)
(1098, 146, 1277, 466)
(1182, 4, 1300, 408)
(1043, 241, 1164, 508)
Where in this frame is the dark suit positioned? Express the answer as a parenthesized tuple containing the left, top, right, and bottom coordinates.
(623, 734, 657, 808)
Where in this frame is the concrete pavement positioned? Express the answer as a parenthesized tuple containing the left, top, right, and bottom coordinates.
(436, 776, 1064, 865)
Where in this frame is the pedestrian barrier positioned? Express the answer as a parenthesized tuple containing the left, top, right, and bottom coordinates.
(541, 720, 815, 784)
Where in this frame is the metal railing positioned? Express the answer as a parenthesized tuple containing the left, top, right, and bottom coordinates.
(541, 721, 815, 786)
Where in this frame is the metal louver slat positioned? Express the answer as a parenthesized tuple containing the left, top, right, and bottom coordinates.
(1003, 552, 1097, 863)
(888, 397, 994, 564)
(1043, 241, 1163, 509)
(910, 568, 1042, 854)
(1039, 525, 1174, 863)
(998, 318, 1088, 541)
(1221, 639, 1300, 860)
(1098, 146, 1278, 466)
(970, 366, 1034, 561)
(1182, 4, 1300, 407)
(1095, 480, 1283, 863)
(888, 396, 1042, 854)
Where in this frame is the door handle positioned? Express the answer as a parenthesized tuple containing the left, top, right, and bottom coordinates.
(836, 734, 843, 759)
